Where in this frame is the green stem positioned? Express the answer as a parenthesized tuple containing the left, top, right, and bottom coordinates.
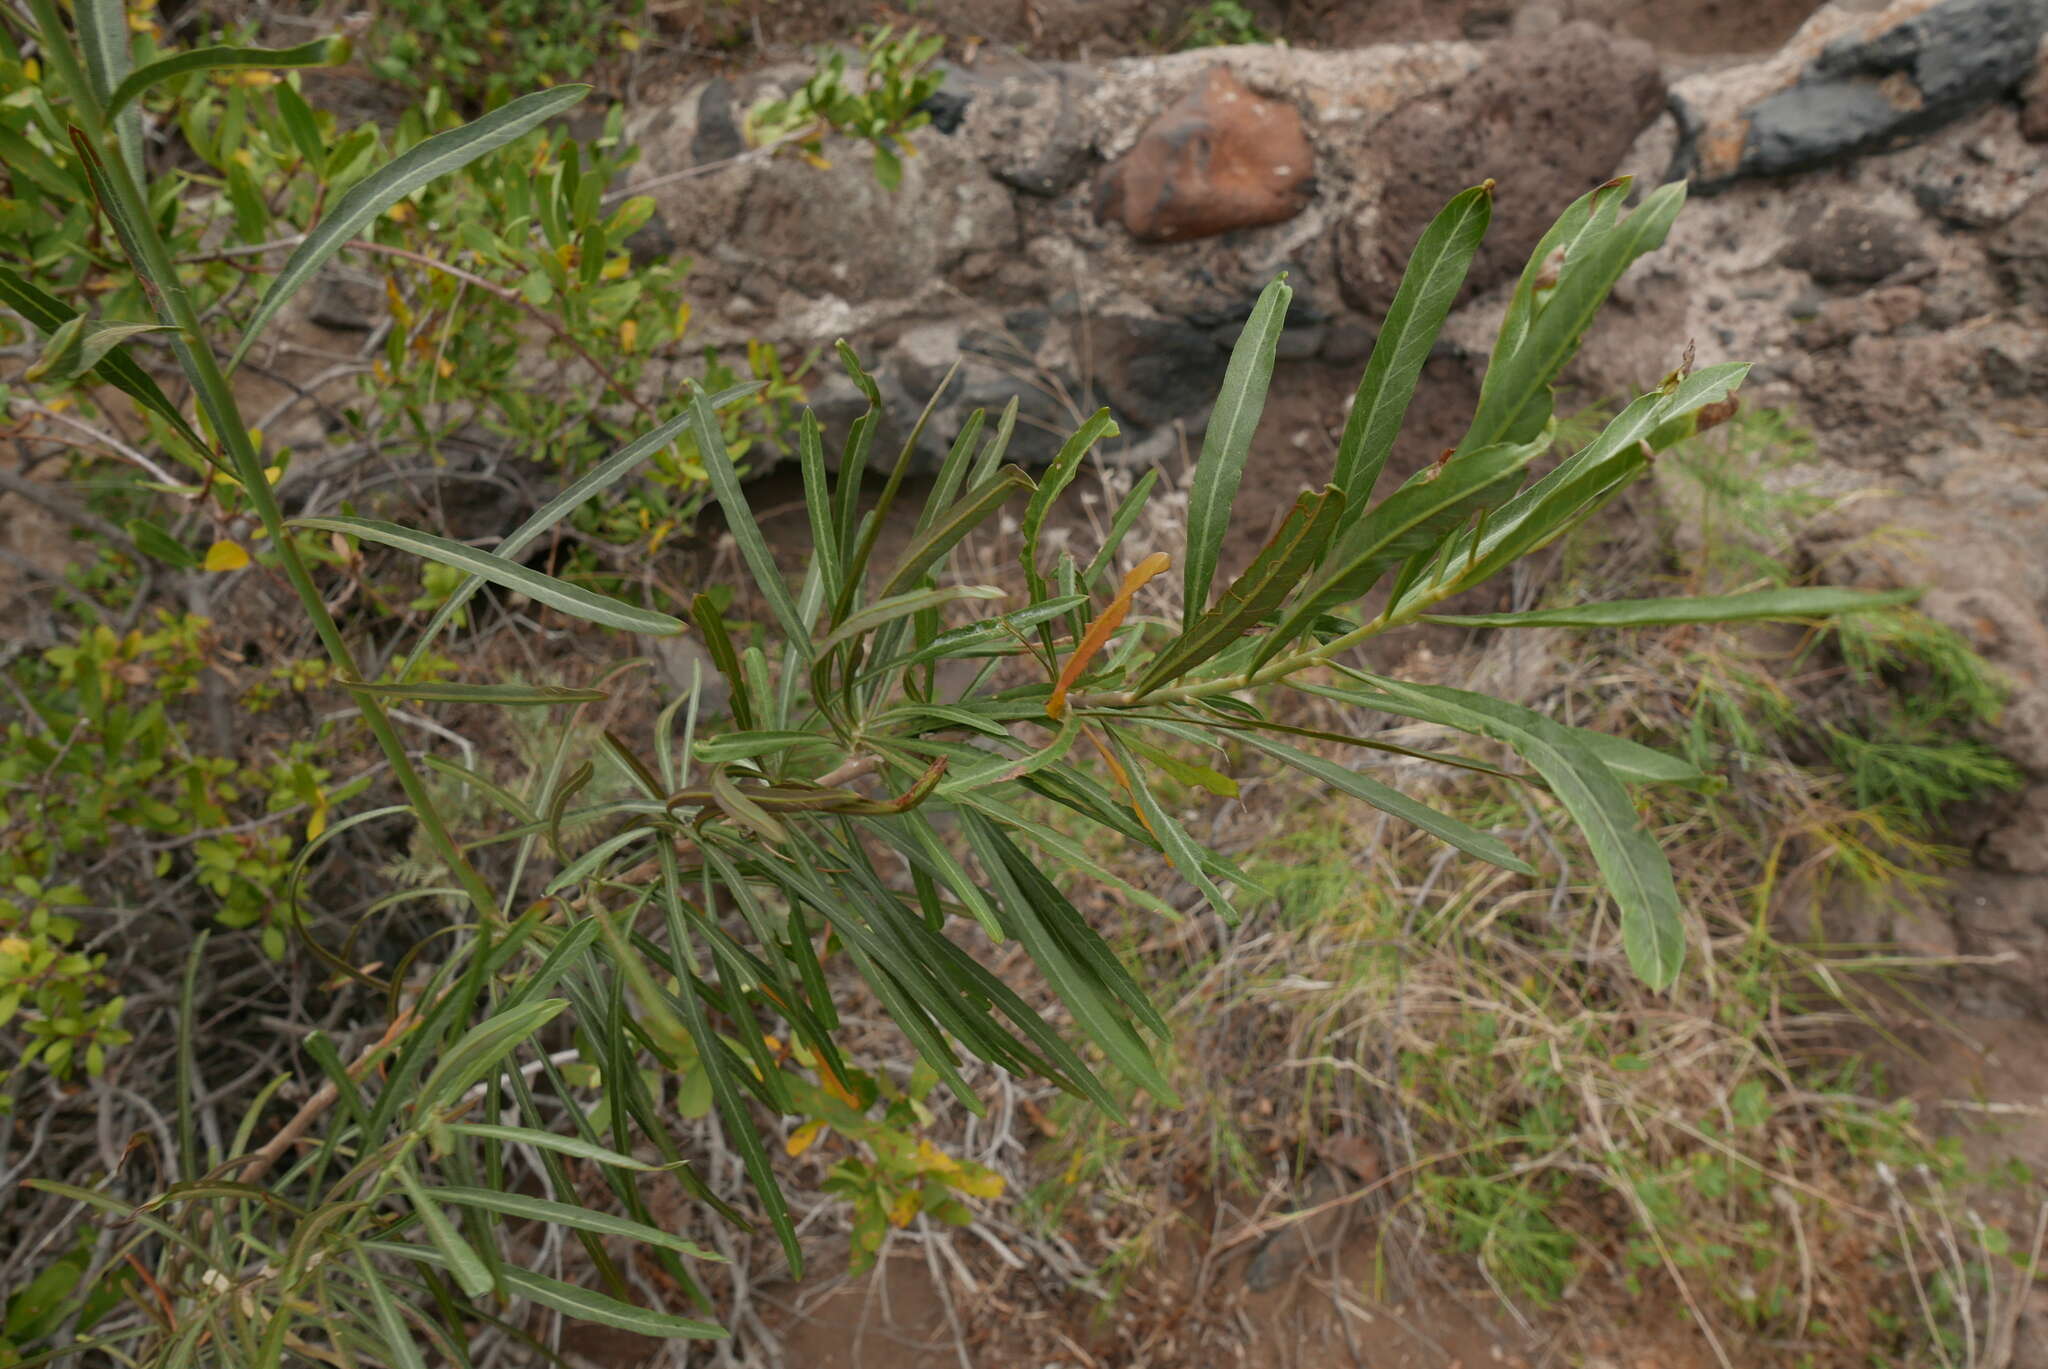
(57, 55, 502, 920)
(1078, 570, 1473, 713)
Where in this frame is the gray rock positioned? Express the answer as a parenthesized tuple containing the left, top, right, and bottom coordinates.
(691, 78, 745, 166)
(1780, 205, 1926, 283)
(306, 265, 381, 332)
(964, 66, 1099, 199)
(1988, 190, 2048, 306)
(1089, 312, 1229, 428)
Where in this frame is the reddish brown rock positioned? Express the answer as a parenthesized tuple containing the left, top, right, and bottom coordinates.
(1092, 65, 1315, 243)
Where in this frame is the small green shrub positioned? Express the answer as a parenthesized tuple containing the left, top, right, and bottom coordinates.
(368, 0, 645, 109)
(1173, 0, 1271, 49)
(745, 25, 947, 187)
(1, 5, 1927, 1363)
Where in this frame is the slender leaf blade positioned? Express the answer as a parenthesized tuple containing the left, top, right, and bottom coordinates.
(1135, 486, 1343, 694)
(106, 38, 348, 116)
(231, 86, 590, 368)
(1333, 182, 1493, 509)
(1424, 586, 1921, 629)
(1184, 277, 1291, 621)
(295, 515, 683, 635)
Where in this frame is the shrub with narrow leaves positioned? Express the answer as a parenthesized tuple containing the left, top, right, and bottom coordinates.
(1, 6, 1921, 1363)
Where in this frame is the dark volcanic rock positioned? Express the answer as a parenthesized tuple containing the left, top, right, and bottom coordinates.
(1092, 65, 1315, 243)
(1338, 22, 1664, 315)
(1089, 313, 1229, 426)
(1677, 0, 2048, 188)
(690, 78, 744, 166)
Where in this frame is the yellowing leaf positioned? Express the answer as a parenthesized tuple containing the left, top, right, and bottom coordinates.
(1048, 551, 1170, 719)
(601, 255, 630, 281)
(785, 1120, 824, 1158)
(817, 1059, 861, 1108)
(203, 540, 250, 572)
(617, 27, 642, 50)
(888, 1190, 919, 1228)
(620, 317, 639, 353)
(674, 301, 692, 338)
(955, 1168, 1004, 1199)
(383, 277, 412, 327)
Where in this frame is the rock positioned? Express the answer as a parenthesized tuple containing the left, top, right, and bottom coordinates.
(306, 265, 381, 333)
(690, 77, 744, 166)
(1988, 189, 2048, 306)
(621, 208, 677, 268)
(1900, 109, 2048, 227)
(919, 89, 971, 135)
(1088, 311, 1228, 426)
(1672, 0, 2048, 190)
(730, 137, 1019, 302)
(647, 633, 731, 718)
(1780, 205, 1927, 282)
(1980, 783, 2048, 873)
(1798, 284, 1926, 346)
(1337, 22, 1665, 315)
(1092, 65, 1315, 243)
(964, 66, 1099, 198)
(1978, 326, 2048, 394)
(2023, 55, 2048, 140)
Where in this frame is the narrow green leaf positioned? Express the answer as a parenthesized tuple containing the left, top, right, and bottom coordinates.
(370, 1244, 727, 1339)
(880, 465, 1032, 600)
(1082, 468, 1162, 592)
(1463, 179, 1683, 453)
(1424, 586, 1921, 629)
(23, 315, 83, 382)
(1124, 734, 1237, 798)
(1408, 363, 1748, 605)
(417, 1000, 567, 1110)
(815, 585, 1005, 659)
(400, 385, 760, 678)
(863, 595, 1086, 679)
(442, 1122, 665, 1171)
(354, 1252, 430, 1369)
(295, 514, 683, 635)
(1365, 675, 1687, 987)
(394, 1165, 494, 1298)
(1021, 410, 1116, 602)
(0, 266, 211, 459)
(428, 1187, 725, 1263)
(687, 383, 806, 648)
(128, 517, 197, 569)
(341, 679, 607, 705)
(1134, 485, 1343, 695)
(1110, 735, 1242, 926)
(230, 86, 590, 368)
(707, 766, 790, 846)
(1252, 438, 1539, 674)
(275, 81, 327, 170)
(1237, 733, 1534, 874)
(967, 816, 1176, 1103)
(1333, 182, 1493, 509)
(69, 322, 180, 380)
(1184, 276, 1291, 622)
(106, 37, 348, 117)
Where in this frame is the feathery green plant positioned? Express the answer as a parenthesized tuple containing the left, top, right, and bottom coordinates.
(3, 7, 1928, 1361)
